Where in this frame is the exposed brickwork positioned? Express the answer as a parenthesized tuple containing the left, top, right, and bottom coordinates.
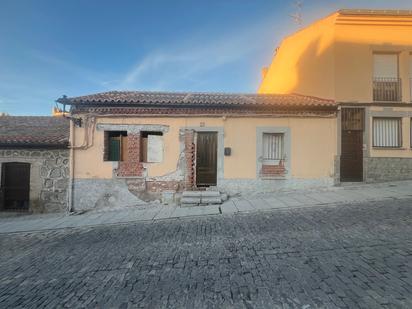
(261, 161, 286, 177)
(184, 130, 195, 189)
(146, 181, 182, 193)
(117, 133, 143, 177)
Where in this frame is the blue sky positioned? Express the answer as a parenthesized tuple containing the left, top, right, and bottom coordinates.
(0, 0, 411, 115)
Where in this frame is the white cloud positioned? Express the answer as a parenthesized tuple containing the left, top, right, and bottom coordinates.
(117, 17, 283, 90)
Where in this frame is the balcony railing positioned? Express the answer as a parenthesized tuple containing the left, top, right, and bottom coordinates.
(373, 77, 402, 102)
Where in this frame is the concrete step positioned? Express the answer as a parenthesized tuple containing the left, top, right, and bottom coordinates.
(181, 190, 224, 206)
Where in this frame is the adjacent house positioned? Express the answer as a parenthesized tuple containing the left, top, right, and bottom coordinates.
(0, 116, 70, 213)
(259, 9, 412, 182)
(57, 92, 337, 210)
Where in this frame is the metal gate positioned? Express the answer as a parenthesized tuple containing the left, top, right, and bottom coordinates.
(340, 108, 364, 182)
(196, 132, 217, 187)
(1, 162, 30, 211)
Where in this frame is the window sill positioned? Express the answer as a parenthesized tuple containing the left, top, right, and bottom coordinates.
(260, 176, 287, 180)
(372, 147, 405, 150)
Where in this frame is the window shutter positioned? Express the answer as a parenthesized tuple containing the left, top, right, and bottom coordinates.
(373, 54, 398, 78)
(109, 138, 121, 161)
(103, 131, 109, 161)
(147, 135, 163, 163)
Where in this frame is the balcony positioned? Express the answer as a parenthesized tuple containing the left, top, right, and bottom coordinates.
(373, 77, 402, 102)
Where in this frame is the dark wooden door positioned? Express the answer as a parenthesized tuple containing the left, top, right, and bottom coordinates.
(341, 130, 363, 182)
(341, 108, 364, 182)
(2, 163, 30, 211)
(196, 132, 217, 187)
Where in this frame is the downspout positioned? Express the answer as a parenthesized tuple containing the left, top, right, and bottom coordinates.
(68, 118, 75, 212)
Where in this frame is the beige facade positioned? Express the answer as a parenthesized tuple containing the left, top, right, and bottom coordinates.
(67, 111, 337, 210)
(73, 116, 336, 180)
(259, 9, 412, 182)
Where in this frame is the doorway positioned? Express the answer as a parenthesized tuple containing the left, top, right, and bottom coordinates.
(340, 108, 364, 182)
(196, 132, 217, 187)
(1, 162, 30, 211)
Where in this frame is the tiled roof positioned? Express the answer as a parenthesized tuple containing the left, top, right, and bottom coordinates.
(0, 116, 69, 147)
(57, 91, 336, 110)
(338, 9, 412, 16)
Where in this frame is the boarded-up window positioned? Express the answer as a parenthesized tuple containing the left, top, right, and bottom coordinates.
(104, 131, 127, 161)
(140, 131, 163, 163)
(373, 118, 402, 148)
(373, 54, 398, 78)
(262, 133, 284, 163)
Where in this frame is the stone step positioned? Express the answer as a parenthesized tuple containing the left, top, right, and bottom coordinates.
(181, 197, 201, 204)
(182, 190, 221, 198)
(182, 191, 203, 198)
(181, 190, 224, 206)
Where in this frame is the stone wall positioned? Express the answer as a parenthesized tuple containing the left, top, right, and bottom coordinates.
(0, 148, 69, 213)
(364, 157, 412, 183)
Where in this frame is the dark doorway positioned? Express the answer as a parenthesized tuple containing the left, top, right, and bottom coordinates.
(340, 108, 364, 182)
(1, 162, 30, 211)
(196, 132, 217, 187)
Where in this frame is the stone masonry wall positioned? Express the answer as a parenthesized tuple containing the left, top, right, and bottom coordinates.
(364, 157, 412, 183)
(0, 148, 69, 213)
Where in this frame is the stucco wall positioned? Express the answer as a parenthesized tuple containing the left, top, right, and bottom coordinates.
(258, 12, 412, 103)
(258, 13, 336, 99)
(0, 148, 69, 213)
(73, 116, 337, 184)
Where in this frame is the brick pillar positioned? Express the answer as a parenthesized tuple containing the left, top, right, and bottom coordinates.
(184, 130, 195, 189)
(117, 133, 143, 177)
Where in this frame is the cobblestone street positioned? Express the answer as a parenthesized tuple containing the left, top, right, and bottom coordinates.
(1, 199, 412, 308)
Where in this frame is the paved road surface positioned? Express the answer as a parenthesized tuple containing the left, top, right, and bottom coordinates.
(0, 199, 411, 308)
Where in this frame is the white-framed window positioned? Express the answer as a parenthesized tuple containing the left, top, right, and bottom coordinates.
(372, 118, 402, 148)
(262, 133, 284, 164)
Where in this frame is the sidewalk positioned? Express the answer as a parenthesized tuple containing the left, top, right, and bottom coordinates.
(0, 181, 411, 234)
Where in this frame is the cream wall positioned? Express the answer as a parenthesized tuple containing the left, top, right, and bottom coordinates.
(258, 12, 412, 103)
(73, 116, 337, 180)
(258, 14, 336, 99)
(334, 22, 412, 103)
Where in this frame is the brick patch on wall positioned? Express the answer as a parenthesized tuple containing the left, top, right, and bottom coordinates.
(117, 133, 143, 177)
(146, 181, 183, 193)
(260, 161, 286, 178)
(184, 130, 195, 189)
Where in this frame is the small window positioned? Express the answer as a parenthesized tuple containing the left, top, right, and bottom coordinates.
(140, 131, 163, 163)
(373, 118, 402, 148)
(262, 133, 284, 164)
(104, 131, 127, 161)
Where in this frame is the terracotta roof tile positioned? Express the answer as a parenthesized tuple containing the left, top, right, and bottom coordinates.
(58, 91, 336, 111)
(0, 116, 69, 147)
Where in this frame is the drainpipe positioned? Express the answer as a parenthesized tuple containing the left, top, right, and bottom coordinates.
(68, 118, 75, 213)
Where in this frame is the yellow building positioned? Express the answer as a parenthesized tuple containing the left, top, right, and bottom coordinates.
(259, 9, 412, 183)
(58, 92, 337, 210)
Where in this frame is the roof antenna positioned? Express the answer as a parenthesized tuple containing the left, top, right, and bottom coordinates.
(290, 0, 303, 27)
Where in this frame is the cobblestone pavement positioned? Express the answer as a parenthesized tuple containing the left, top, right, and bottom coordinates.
(0, 199, 411, 309)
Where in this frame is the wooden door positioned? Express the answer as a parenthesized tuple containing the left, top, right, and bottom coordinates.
(341, 131, 363, 181)
(2, 163, 30, 211)
(340, 108, 364, 182)
(196, 132, 217, 187)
